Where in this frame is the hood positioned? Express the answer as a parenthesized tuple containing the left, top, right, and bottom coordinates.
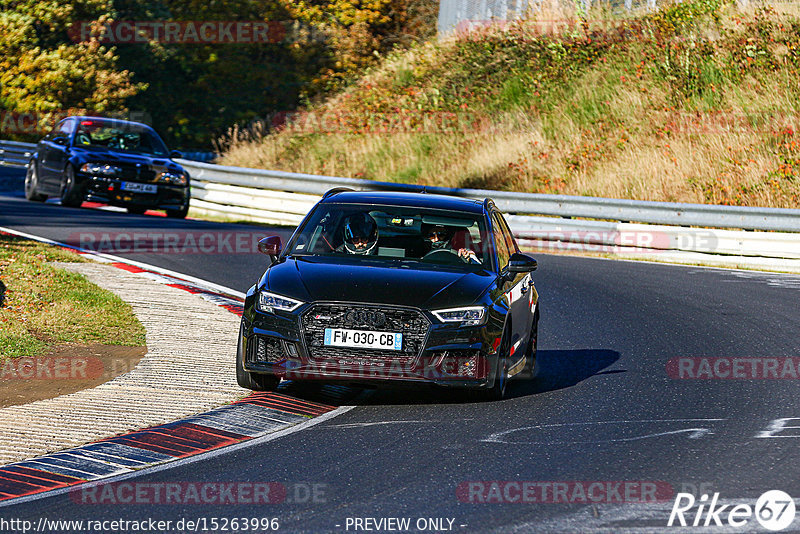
(266, 256, 495, 309)
(70, 147, 183, 173)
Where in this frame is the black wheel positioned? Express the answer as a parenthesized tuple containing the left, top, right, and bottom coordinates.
(519, 309, 539, 380)
(236, 323, 280, 391)
(24, 162, 47, 202)
(471, 326, 510, 402)
(126, 206, 147, 215)
(59, 165, 82, 208)
(166, 201, 189, 219)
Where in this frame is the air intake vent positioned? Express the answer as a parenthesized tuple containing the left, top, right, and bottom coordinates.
(247, 335, 285, 363)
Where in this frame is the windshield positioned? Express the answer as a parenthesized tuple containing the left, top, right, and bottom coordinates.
(288, 203, 491, 269)
(72, 120, 169, 156)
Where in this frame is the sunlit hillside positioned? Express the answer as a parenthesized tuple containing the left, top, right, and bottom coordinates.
(221, 0, 800, 207)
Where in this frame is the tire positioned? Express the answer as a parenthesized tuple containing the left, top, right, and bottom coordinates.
(59, 165, 82, 208)
(24, 162, 47, 202)
(519, 309, 539, 380)
(166, 202, 189, 219)
(236, 323, 280, 391)
(471, 326, 510, 402)
(127, 206, 147, 215)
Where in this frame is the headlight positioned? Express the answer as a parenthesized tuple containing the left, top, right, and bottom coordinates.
(80, 163, 122, 176)
(157, 171, 188, 186)
(432, 306, 487, 326)
(257, 290, 303, 314)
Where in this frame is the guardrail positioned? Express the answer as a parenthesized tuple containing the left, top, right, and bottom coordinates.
(2, 139, 800, 264)
(505, 215, 800, 260)
(180, 151, 217, 163)
(176, 159, 800, 262)
(179, 159, 800, 233)
(0, 140, 34, 168)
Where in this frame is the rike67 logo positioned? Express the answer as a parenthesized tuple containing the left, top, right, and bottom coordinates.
(668, 490, 796, 531)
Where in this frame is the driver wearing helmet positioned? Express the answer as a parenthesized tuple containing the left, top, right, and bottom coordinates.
(423, 224, 480, 263)
(340, 212, 379, 255)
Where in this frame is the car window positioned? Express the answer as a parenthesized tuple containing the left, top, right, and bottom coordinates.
(287, 203, 491, 270)
(73, 119, 169, 156)
(58, 120, 74, 136)
(491, 213, 510, 271)
(498, 213, 518, 255)
(48, 120, 72, 141)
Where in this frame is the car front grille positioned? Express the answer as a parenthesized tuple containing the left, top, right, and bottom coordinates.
(301, 303, 430, 364)
(114, 163, 156, 182)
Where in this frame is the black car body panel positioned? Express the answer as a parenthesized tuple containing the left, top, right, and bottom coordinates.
(26, 116, 190, 215)
(265, 257, 496, 308)
(238, 191, 539, 395)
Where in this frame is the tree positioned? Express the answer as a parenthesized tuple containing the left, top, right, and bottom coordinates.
(105, 0, 328, 147)
(278, 0, 438, 97)
(0, 0, 141, 138)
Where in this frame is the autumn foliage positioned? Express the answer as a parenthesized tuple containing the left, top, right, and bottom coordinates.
(0, 0, 436, 146)
(0, 0, 140, 128)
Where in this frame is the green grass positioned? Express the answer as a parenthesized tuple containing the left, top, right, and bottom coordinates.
(0, 235, 146, 359)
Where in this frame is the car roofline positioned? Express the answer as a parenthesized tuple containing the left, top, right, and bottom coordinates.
(73, 115, 155, 131)
(322, 187, 355, 199)
(318, 190, 488, 215)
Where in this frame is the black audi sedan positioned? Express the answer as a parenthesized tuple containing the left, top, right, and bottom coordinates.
(24, 116, 190, 218)
(237, 189, 540, 400)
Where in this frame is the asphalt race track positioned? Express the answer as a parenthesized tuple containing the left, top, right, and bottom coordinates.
(2, 165, 800, 532)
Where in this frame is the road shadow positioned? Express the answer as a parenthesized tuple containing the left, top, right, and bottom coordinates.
(279, 348, 622, 406)
(506, 348, 622, 399)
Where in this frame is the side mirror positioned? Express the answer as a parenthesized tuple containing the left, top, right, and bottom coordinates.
(52, 136, 68, 146)
(508, 252, 538, 273)
(258, 236, 282, 263)
(170, 150, 183, 159)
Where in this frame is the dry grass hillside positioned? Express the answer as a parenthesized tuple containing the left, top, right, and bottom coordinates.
(220, 0, 800, 208)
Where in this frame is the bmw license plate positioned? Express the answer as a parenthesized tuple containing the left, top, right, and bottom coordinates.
(324, 328, 402, 351)
(121, 182, 157, 194)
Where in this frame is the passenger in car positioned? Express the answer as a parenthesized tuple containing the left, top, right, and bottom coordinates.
(423, 224, 481, 263)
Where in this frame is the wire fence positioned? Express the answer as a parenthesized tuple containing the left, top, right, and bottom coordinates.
(437, 0, 767, 35)
(438, 0, 634, 35)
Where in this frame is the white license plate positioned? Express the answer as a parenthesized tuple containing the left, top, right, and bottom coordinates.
(121, 182, 157, 194)
(324, 328, 402, 351)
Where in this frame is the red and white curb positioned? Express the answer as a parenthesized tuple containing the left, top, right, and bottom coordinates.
(0, 225, 355, 504)
(0, 393, 338, 503)
(0, 226, 247, 304)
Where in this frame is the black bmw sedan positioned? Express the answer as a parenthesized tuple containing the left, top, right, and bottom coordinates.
(24, 116, 190, 218)
(238, 189, 540, 400)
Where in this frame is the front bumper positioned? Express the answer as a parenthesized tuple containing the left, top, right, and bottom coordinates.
(77, 173, 189, 210)
(240, 301, 502, 389)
